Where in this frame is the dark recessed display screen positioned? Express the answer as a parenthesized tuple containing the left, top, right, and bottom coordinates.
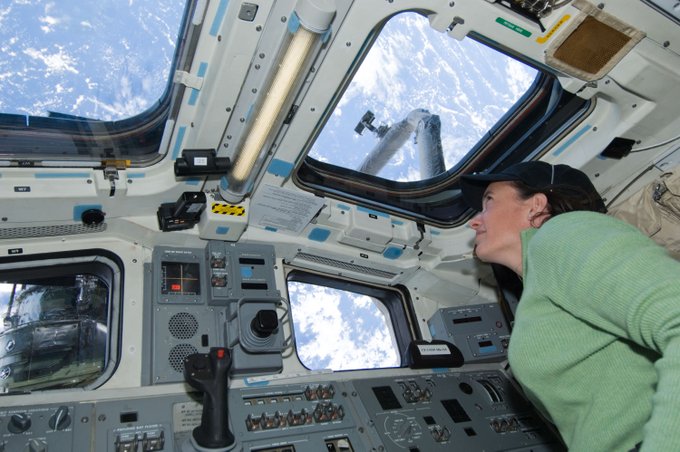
(161, 262, 200, 295)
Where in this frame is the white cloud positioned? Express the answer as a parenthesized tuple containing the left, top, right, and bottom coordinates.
(39, 15, 59, 34)
(23, 46, 79, 76)
(289, 282, 399, 371)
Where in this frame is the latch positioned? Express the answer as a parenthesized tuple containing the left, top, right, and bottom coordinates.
(102, 160, 129, 197)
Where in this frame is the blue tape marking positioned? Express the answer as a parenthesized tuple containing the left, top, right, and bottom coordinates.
(336, 204, 350, 211)
(432, 367, 450, 373)
(127, 173, 145, 179)
(215, 226, 230, 235)
(357, 206, 389, 218)
(241, 267, 253, 278)
(391, 219, 404, 226)
(220, 176, 229, 190)
(552, 124, 591, 156)
(73, 204, 102, 221)
(265, 226, 278, 232)
(245, 103, 255, 122)
(172, 126, 187, 160)
(267, 159, 294, 177)
(321, 28, 332, 43)
(308, 227, 331, 242)
(430, 229, 440, 236)
(35, 173, 89, 179)
(185, 178, 201, 186)
(288, 12, 301, 33)
(383, 247, 403, 260)
(209, 0, 230, 36)
(188, 62, 209, 106)
(243, 379, 270, 387)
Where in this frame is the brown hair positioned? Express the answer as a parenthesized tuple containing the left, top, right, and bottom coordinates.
(510, 180, 608, 218)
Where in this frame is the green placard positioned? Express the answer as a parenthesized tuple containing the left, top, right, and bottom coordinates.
(496, 17, 532, 37)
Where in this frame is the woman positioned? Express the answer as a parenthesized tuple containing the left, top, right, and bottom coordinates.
(459, 161, 680, 452)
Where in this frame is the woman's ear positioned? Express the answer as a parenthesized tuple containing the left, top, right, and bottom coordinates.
(529, 193, 550, 227)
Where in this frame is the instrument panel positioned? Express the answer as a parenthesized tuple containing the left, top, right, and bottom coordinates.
(0, 243, 564, 451)
(0, 369, 563, 452)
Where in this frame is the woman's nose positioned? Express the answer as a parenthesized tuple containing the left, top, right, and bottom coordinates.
(468, 213, 482, 230)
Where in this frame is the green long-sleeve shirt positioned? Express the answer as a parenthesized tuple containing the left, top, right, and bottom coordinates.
(508, 211, 680, 452)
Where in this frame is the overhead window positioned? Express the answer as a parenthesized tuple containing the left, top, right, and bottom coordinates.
(0, 0, 190, 164)
(286, 271, 414, 371)
(0, 253, 121, 391)
(296, 11, 591, 225)
(309, 13, 538, 182)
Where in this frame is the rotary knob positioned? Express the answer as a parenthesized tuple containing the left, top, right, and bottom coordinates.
(8, 413, 31, 433)
(49, 406, 72, 431)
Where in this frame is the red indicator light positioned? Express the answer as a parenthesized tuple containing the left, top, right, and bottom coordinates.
(171, 283, 181, 291)
(217, 349, 225, 359)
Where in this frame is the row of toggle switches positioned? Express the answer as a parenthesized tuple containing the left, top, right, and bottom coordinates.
(245, 402, 345, 431)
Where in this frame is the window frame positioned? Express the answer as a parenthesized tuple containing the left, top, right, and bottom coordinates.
(285, 268, 419, 371)
(294, 13, 593, 227)
(0, 0, 196, 167)
(0, 249, 123, 391)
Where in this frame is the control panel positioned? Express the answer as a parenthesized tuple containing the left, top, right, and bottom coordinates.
(147, 243, 284, 384)
(0, 244, 563, 451)
(428, 303, 511, 363)
(0, 369, 563, 451)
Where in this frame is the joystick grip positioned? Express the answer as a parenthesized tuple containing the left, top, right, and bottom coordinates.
(184, 347, 235, 449)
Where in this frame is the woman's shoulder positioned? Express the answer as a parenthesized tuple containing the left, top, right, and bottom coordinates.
(542, 211, 638, 235)
(531, 211, 650, 253)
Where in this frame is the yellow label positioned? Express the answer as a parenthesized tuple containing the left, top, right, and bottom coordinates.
(211, 203, 246, 216)
(536, 14, 571, 44)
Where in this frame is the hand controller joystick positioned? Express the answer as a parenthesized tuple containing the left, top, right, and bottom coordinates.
(184, 347, 235, 451)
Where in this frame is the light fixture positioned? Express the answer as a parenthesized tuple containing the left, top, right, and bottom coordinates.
(220, 0, 336, 203)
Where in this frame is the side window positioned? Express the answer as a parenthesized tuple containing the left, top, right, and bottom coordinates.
(309, 12, 538, 181)
(0, 1, 189, 162)
(0, 254, 119, 391)
(286, 271, 413, 371)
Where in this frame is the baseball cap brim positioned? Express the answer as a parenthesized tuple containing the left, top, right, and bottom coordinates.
(459, 172, 522, 211)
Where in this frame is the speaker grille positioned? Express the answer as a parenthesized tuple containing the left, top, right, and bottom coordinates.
(168, 343, 198, 373)
(168, 312, 199, 340)
(0, 223, 106, 239)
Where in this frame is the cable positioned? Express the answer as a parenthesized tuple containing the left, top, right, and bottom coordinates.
(630, 133, 680, 153)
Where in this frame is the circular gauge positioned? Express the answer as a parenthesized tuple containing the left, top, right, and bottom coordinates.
(383, 413, 423, 447)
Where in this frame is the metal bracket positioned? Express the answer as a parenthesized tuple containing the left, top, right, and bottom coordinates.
(173, 70, 204, 90)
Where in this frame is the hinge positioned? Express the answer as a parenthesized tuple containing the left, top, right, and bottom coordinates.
(173, 70, 204, 90)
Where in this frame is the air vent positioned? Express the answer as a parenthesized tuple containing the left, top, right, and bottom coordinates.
(545, 0, 645, 81)
(293, 252, 397, 279)
(0, 223, 106, 239)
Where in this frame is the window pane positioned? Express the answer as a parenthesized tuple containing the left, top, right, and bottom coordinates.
(0, 0, 185, 121)
(288, 281, 400, 371)
(309, 12, 538, 181)
(0, 273, 110, 391)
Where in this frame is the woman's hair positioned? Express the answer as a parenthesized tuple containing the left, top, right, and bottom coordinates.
(510, 180, 608, 218)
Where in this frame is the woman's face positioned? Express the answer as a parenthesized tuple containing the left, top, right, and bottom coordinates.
(468, 181, 536, 269)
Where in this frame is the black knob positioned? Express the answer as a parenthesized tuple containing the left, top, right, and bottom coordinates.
(251, 309, 278, 338)
(49, 406, 72, 430)
(8, 413, 31, 433)
(81, 208, 105, 226)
